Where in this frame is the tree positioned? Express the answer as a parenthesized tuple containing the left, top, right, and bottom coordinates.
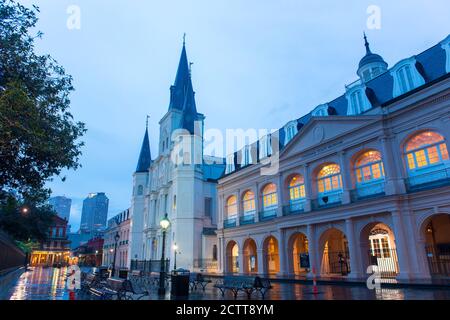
(0, 0, 86, 199)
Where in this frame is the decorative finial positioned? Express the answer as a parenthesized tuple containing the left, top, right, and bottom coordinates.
(183, 33, 186, 46)
(146, 115, 150, 130)
(364, 32, 371, 54)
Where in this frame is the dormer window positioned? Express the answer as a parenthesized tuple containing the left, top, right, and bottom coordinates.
(284, 121, 298, 144)
(391, 58, 425, 98)
(441, 35, 450, 73)
(225, 154, 235, 174)
(346, 83, 371, 115)
(242, 145, 251, 166)
(312, 104, 328, 117)
(260, 135, 272, 159)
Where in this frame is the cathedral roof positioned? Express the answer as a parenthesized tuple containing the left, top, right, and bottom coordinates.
(358, 33, 387, 69)
(135, 126, 151, 173)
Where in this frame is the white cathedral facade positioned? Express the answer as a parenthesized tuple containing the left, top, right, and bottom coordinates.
(128, 42, 225, 271)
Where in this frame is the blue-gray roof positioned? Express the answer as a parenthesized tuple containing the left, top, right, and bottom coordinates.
(135, 128, 151, 173)
(221, 35, 450, 178)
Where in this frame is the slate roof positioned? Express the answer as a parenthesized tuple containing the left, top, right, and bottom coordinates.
(221, 35, 450, 178)
(135, 128, 151, 173)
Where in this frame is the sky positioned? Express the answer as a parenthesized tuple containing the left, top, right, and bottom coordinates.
(20, 0, 450, 231)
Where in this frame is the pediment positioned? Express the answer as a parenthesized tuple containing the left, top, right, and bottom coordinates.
(280, 115, 380, 159)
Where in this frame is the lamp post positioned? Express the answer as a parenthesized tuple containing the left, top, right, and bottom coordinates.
(173, 243, 179, 270)
(158, 214, 170, 296)
(112, 232, 120, 278)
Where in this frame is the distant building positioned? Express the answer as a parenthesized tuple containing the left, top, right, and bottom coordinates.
(68, 230, 104, 251)
(74, 237, 104, 267)
(49, 196, 72, 221)
(30, 216, 71, 267)
(103, 209, 131, 272)
(80, 192, 109, 233)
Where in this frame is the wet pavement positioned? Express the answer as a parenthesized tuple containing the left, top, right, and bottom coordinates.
(2, 267, 450, 300)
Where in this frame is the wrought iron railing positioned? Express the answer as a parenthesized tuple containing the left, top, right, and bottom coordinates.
(223, 217, 237, 229)
(130, 259, 170, 273)
(351, 181, 385, 202)
(258, 209, 277, 221)
(425, 244, 450, 277)
(193, 259, 218, 271)
(368, 248, 399, 278)
(311, 193, 342, 210)
(406, 167, 450, 192)
(240, 215, 255, 225)
(282, 202, 305, 216)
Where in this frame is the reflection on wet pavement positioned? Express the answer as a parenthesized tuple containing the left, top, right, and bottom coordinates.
(3, 267, 450, 300)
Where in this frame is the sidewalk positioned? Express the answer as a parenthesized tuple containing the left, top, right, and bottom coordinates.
(203, 273, 450, 290)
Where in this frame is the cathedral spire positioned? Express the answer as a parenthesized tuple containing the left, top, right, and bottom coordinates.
(364, 32, 372, 54)
(135, 118, 152, 173)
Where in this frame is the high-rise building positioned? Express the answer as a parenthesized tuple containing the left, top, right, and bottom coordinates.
(80, 193, 109, 233)
(48, 196, 72, 221)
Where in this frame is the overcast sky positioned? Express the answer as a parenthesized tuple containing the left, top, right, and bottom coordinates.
(22, 0, 450, 231)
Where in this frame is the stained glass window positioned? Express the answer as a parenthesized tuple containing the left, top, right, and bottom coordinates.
(405, 131, 449, 171)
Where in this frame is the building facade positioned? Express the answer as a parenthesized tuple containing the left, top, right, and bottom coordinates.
(30, 215, 71, 267)
(216, 35, 450, 281)
(80, 192, 109, 233)
(49, 196, 72, 222)
(129, 42, 225, 272)
(103, 209, 131, 271)
(74, 236, 104, 267)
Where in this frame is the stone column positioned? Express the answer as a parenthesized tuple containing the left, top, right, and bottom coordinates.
(238, 242, 245, 275)
(277, 173, 284, 217)
(236, 191, 241, 227)
(257, 248, 265, 275)
(303, 164, 312, 212)
(339, 151, 351, 204)
(306, 224, 319, 278)
(345, 218, 362, 278)
(254, 183, 260, 223)
(278, 229, 288, 276)
(379, 135, 406, 195)
(218, 236, 224, 274)
(391, 211, 412, 280)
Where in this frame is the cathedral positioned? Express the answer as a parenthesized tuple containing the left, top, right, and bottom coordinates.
(128, 41, 225, 271)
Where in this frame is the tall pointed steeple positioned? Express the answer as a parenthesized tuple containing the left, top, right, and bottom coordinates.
(169, 36, 197, 114)
(135, 118, 152, 173)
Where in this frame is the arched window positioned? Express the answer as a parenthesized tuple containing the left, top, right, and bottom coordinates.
(226, 196, 238, 219)
(288, 175, 306, 213)
(262, 183, 278, 211)
(406, 131, 449, 171)
(242, 191, 256, 216)
(137, 185, 144, 196)
(355, 151, 385, 183)
(318, 164, 343, 194)
(317, 164, 343, 206)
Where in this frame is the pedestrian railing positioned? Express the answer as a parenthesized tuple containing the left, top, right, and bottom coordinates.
(425, 245, 450, 277)
(130, 259, 170, 273)
(368, 248, 399, 278)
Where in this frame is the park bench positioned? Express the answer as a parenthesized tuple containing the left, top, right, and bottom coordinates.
(80, 273, 101, 293)
(189, 273, 212, 291)
(214, 276, 272, 299)
(121, 279, 150, 300)
(88, 278, 130, 300)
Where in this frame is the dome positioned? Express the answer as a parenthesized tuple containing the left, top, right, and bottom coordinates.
(359, 52, 386, 69)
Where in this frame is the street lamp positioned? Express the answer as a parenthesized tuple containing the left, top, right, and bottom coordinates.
(112, 232, 120, 278)
(158, 213, 170, 296)
(173, 243, 180, 270)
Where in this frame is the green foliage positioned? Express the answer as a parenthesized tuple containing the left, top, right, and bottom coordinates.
(0, 193, 57, 242)
(0, 0, 86, 199)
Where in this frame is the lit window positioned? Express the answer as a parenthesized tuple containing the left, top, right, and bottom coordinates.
(355, 151, 385, 184)
(242, 191, 255, 215)
(226, 196, 237, 219)
(262, 183, 278, 210)
(289, 175, 306, 202)
(317, 164, 342, 194)
(405, 131, 449, 171)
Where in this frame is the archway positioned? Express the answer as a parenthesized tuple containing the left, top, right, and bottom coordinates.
(320, 228, 350, 276)
(226, 241, 239, 274)
(288, 233, 309, 275)
(243, 238, 258, 274)
(360, 222, 399, 278)
(263, 236, 280, 274)
(422, 214, 450, 277)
